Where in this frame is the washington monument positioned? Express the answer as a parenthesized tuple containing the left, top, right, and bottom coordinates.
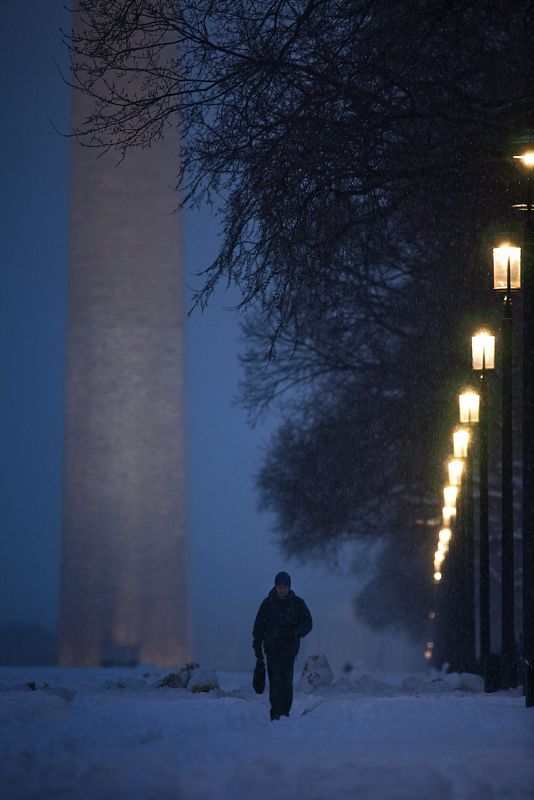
(59, 80, 190, 666)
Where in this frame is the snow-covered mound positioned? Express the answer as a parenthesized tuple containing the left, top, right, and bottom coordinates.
(299, 654, 334, 690)
(296, 665, 486, 697)
(188, 667, 220, 693)
(0, 664, 531, 800)
(156, 662, 200, 688)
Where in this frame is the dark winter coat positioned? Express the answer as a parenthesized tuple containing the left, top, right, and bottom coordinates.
(252, 588, 313, 658)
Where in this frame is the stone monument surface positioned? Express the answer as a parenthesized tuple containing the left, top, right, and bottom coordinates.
(59, 83, 189, 667)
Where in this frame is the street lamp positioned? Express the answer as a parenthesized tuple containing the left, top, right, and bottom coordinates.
(442, 468, 465, 671)
(471, 330, 495, 371)
(442, 505, 456, 527)
(434, 522, 450, 565)
(441, 482, 458, 663)
(453, 428, 470, 459)
(459, 391, 480, 423)
(493, 243, 521, 689)
(457, 393, 478, 671)
(472, 330, 494, 677)
(513, 137, 534, 706)
(513, 151, 534, 168)
(443, 485, 458, 508)
(437, 539, 449, 556)
(493, 245, 521, 290)
(439, 527, 452, 545)
(448, 459, 464, 487)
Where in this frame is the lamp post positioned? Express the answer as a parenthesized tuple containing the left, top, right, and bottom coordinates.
(434, 503, 455, 666)
(471, 333, 495, 677)
(459, 395, 479, 668)
(513, 142, 534, 706)
(493, 244, 521, 689)
(452, 428, 475, 670)
(443, 473, 464, 671)
(440, 499, 457, 657)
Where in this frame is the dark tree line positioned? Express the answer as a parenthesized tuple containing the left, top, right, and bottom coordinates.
(65, 1, 534, 640)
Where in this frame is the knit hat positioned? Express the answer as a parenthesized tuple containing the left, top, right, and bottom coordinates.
(274, 571, 291, 587)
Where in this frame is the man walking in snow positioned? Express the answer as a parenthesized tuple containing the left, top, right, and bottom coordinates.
(253, 572, 313, 720)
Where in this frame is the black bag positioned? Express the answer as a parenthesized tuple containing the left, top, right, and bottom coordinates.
(253, 658, 266, 694)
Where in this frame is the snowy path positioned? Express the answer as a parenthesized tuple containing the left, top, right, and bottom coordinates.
(1, 667, 533, 799)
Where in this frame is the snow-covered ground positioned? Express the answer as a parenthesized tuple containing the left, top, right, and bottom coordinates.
(1, 664, 533, 800)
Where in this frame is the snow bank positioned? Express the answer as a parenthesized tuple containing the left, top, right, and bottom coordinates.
(0, 664, 532, 800)
(297, 666, 487, 697)
(298, 654, 333, 690)
(188, 667, 220, 693)
(156, 662, 200, 688)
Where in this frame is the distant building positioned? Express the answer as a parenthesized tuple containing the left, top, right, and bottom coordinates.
(59, 77, 189, 667)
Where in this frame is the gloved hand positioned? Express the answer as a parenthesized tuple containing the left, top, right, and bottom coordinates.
(253, 655, 266, 694)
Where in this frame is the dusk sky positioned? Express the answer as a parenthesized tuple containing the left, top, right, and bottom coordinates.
(0, 0, 419, 671)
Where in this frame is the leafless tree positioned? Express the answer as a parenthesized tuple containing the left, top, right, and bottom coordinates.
(66, 1, 533, 321)
(65, 1, 534, 639)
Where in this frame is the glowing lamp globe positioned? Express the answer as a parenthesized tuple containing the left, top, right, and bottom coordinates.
(443, 505, 456, 526)
(443, 485, 458, 507)
(439, 528, 452, 544)
(459, 391, 480, 424)
(453, 428, 470, 458)
(448, 459, 464, 487)
(472, 331, 495, 371)
(513, 151, 534, 167)
(493, 245, 521, 291)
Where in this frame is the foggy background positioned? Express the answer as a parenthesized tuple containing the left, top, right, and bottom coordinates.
(0, 0, 419, 672)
